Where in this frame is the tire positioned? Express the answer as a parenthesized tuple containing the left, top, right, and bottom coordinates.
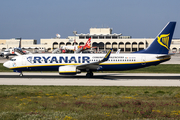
(86, 72, 93, 78)
(19, 73, 23, 77)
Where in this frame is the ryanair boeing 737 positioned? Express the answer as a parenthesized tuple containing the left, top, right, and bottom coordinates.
(3, 22, 176, 77)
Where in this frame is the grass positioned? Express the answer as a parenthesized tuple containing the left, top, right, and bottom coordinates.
(1, 63, 180, 119)
(0, 86, 180, 119)
(0, 63, 13, 72)
(105, 64, 180, 73)
(1, 63, 180, 73)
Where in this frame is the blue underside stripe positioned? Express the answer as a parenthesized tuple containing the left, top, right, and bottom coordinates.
(11, 58, 169, 72)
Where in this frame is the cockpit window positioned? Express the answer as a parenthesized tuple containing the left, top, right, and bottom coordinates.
(10, 59, 16, 61)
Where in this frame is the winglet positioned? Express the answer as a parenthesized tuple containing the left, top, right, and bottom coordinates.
(102, 48, 112, 62)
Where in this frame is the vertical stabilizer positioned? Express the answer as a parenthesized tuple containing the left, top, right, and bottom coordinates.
(134, 22, 176, 54)
(83, 38, 91, 49)
(19, 38, 22, 48)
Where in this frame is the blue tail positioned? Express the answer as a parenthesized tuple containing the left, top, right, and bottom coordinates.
(134, 22, 176, 54)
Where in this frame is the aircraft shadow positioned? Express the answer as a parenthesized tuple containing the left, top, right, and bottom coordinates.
(0, 74, 180, 80)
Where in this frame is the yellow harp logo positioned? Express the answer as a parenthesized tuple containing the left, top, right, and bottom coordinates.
(157, 33, 170, 50)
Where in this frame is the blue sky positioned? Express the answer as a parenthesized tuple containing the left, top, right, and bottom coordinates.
(0, 0, 180, 43)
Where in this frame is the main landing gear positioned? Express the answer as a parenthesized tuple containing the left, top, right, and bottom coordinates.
(86, 72, 93, 78)
(6, 56, 9, 59)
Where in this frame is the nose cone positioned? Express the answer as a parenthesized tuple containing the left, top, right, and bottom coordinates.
(3, 61, 9, 68)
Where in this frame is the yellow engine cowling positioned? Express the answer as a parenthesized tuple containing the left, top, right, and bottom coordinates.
(59, 66, 80, 75)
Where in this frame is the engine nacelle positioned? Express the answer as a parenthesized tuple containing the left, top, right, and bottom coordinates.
(59, 66, 80, 75)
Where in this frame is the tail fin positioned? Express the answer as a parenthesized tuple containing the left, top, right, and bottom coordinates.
(19, 38, 22, 48)
(134, 22, 176, 54)
(75, 38, 91, 53)
(83, 38, 91, 49)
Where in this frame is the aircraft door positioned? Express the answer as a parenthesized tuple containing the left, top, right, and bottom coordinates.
(22, 57, 26, 65)
(141, 56, 146, 65)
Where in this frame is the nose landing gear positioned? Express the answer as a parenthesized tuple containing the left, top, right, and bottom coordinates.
(13, 70, 24, 77)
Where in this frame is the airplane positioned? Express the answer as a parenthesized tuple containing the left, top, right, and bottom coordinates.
(0, 38, 31, 59)
(75, 38, 92, 53)
(0, 48, 16, 59)
(3, 22, 176, 77)
(52, 38, 92, 53)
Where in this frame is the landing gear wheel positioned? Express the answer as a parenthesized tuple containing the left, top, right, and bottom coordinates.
(86, 72, 93, 78)
(6, 56, 9, 59)
(19, 73, 23, 77)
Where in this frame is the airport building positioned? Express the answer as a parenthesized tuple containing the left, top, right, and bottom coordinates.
(0, 39, 45, 52)
(41, 28, 180, 53)
(0, 28, 180, 53)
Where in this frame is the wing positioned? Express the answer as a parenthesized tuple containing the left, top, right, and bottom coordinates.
(76, 48, 112, 70)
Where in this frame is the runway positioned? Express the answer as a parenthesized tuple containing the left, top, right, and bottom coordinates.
(1, 54, 180, 86)
(0, 72, 180, 86)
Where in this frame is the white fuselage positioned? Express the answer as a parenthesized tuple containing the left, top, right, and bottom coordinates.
(3, 53, 170, 72)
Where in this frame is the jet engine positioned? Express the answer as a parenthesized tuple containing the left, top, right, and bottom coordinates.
(59, 66, 80, 75)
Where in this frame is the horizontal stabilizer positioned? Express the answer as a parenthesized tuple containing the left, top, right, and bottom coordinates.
(156, 53, 175, 58)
